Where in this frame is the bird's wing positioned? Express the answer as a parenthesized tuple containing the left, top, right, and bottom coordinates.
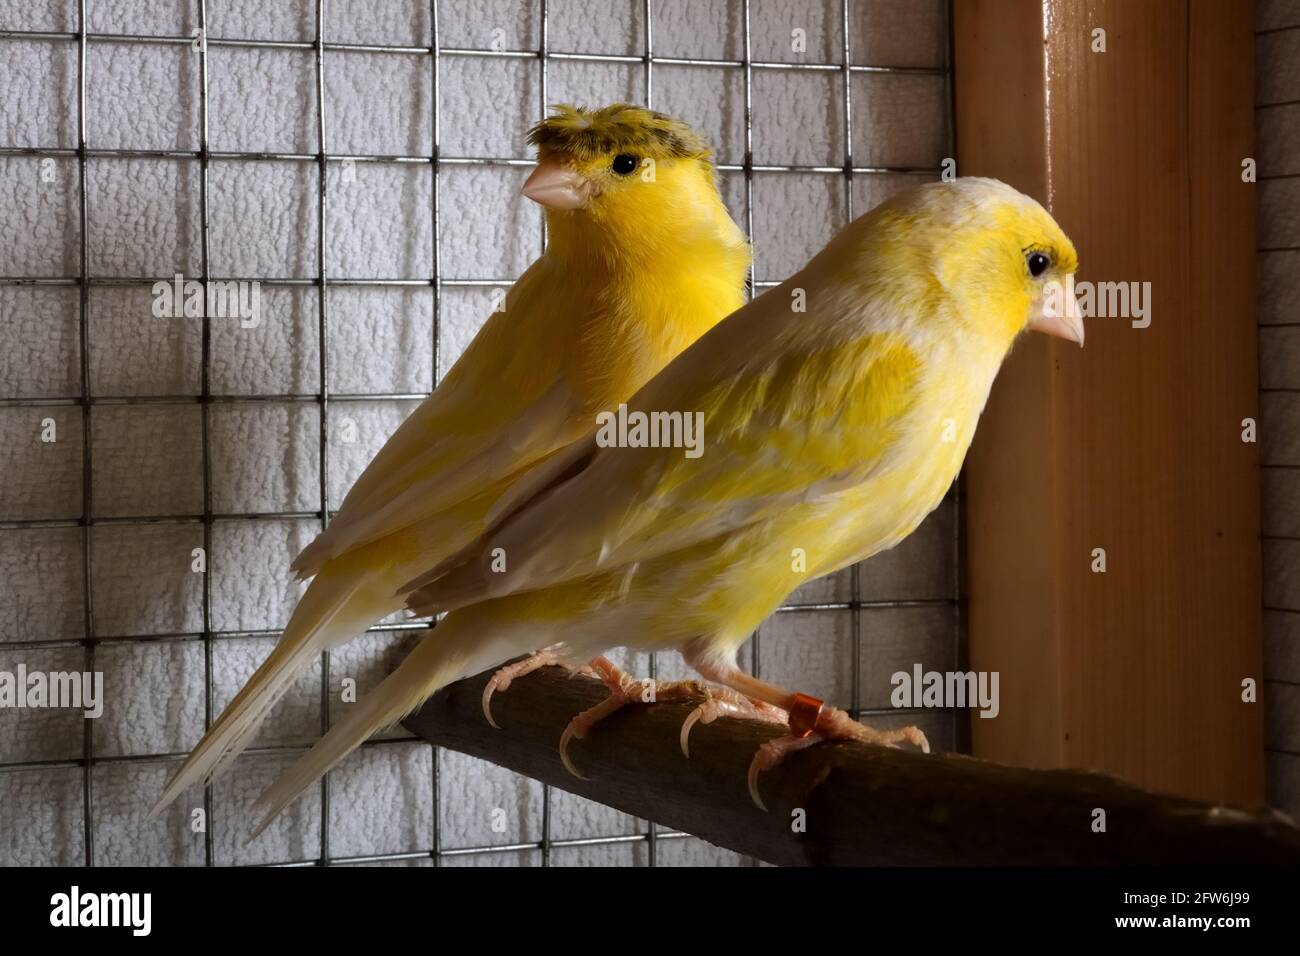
(291, 377, 585, 576)
(403, 288, 926, 610)
(291, 265, 589, 577)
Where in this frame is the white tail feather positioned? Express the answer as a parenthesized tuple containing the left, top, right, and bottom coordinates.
(151, 566, 394, 816)
(249, 612, 520, 834)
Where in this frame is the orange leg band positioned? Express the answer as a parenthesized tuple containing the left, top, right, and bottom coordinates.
(786, 692, 825, 738)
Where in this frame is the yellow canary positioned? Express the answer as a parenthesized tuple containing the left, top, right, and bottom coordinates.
(153, 104, 750, 815)
(249, 177, 1082, 824)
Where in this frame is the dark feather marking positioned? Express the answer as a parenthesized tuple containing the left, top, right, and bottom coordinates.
(527, 103, 713, 166)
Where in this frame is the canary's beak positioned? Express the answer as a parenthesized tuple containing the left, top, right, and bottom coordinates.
(1029, 276, 1085, 347)
(521, 158, 589, 210)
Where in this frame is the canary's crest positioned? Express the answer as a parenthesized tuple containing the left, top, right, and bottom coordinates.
(527, 103, 712, 166)
(524, 104, 747, 273)
(524, 103, 718, 224)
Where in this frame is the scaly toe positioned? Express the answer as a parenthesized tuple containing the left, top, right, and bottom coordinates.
(555, 687, 633, 779)
(680, 693, 789, 759)
(899, 725, 931, 754)
(858, 721, 931, 754)
(814, 708, 930, 754)
(481, 650, 562, 729)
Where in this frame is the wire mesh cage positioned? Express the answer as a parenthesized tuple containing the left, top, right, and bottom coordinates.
(1256, 12, 1300, 821)
(0, 0, 958, 867)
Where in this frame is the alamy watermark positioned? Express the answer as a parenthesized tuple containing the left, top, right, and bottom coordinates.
(595, 403, 704, 459)
(151, 273, 261, 328)
(1045, 275, 1151, 329)
(0, 665, 103, 718)
(50, 886, 150, 936)
(891, 664, 999, 719)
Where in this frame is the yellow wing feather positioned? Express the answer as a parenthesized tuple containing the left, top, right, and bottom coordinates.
(402, 291, 927, 611)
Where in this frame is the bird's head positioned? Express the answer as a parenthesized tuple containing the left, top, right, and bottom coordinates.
(869, 178, 1083, 349)
(523, 104, 737, 262)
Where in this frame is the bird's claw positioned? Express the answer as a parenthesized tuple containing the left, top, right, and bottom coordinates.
(481, 649, 563, 729)
(558, 657, 715, 778)
(557, 676, 646, 779)
(558, 721, 589, 780)
(679, 691, 787, 758)
(746, 734, 823, 811)
(745, 707, 931, 811)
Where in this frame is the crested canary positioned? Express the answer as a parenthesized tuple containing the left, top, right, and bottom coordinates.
(153, 103, 750, 816)
(249, 176, 1083, 823)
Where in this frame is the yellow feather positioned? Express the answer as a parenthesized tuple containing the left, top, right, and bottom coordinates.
(154, 105, 750, 820)
(255, 177, 1079, 825)
(401, 177, 1078, 671)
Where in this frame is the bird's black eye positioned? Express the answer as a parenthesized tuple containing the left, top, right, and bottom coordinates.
(611, 154, 638, 176)
(1026, 251, 1051, 278)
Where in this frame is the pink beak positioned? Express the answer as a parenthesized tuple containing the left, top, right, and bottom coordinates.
(521, 158, 589, 210)
(1028, 276, 1086, 347)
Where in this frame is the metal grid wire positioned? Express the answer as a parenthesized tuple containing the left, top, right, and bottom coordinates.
(1256, 16, 1300, 771)
(0, 0, 958, 866)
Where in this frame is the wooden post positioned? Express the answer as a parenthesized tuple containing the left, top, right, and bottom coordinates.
(954, 0, 1262, 804)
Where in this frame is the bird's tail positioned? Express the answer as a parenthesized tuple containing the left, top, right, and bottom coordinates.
(151, 561, 396, 816)
(248, 610, 521, 834)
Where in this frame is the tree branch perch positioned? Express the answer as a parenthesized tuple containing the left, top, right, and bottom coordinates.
(403, 662, 1300, 866)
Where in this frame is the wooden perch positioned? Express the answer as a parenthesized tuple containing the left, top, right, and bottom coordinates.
(403, 662, 1300, 866)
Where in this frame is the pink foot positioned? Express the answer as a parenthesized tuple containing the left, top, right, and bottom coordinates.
(482, 649, 578, 729)
(747, 703, 929, 811)
(559, 657, 707, 779)
(679, 690, 788, 758)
